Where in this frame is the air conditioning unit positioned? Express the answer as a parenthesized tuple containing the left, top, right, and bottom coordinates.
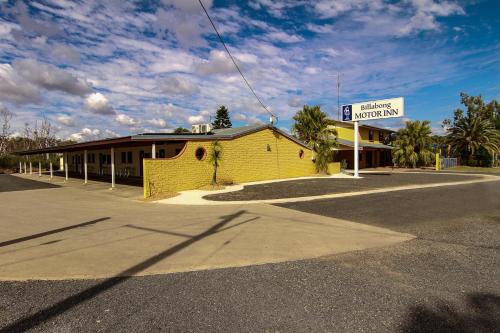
(191, 123, 213, 134)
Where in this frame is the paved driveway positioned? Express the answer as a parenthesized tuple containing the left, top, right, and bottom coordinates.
(1, 174, 499, 332)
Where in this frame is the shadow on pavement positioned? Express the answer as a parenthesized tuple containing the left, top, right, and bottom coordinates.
(0, 174, 60, 193)
(0, 210, 249, 333)
(400, 292, 500, 333)
(0, 217, 110, 248)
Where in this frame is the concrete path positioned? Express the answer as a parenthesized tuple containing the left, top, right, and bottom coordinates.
(0, 174, 412, 280)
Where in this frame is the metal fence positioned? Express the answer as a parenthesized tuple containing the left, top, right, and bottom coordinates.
(440, 157, 458, 169)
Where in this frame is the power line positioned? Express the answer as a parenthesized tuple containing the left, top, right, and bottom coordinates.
(197, 0, 277, 121)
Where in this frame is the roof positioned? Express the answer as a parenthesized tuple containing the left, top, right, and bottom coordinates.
(337, 138, 393, 150)
(16, 124, 310, 155)
(330, 119, 396, 133)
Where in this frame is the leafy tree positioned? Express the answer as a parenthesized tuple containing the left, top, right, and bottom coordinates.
(392, 120, 433, 168)
(208, 140, 223, 185)
(446, 116, 500, 164)
(292, 105, 337, 173)
(212, 105, 232, 129)
(443, 93, 500, 165)
(174, 127, 190, 134)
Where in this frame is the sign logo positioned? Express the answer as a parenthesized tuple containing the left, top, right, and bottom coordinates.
(342, 105, 352, 121)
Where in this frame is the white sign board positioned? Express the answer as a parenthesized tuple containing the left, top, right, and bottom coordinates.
(342, 97, 404, 122)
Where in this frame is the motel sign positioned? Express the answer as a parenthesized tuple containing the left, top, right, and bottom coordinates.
(342, 97, 404, 121)
(341, 97, 405, 177)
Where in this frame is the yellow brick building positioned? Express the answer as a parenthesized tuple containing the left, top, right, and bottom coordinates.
(330, 120, 394, 169)
(18, 124, 339, 198)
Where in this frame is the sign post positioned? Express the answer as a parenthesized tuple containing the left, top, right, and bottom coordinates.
(342, 97, 404, 177)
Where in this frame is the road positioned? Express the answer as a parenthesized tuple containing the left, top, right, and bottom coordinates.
(0, 175, 499, 332)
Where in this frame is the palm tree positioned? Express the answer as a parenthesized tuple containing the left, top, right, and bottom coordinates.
(446, 115, 500, 163)
(208, 140, 223, 185)
(292, 105, 337, 173)
(392, 120, 433, 168)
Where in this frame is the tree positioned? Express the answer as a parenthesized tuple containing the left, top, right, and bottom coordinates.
(446, 116, 500, 164)
(292, 105, 337, 173)
(392, 120, 434, 168)
(0, 105, 13, 157)
(208, 140, 223, 185)
(174, 127, 190, 134)
(212, 105, 232, 129)
(443, 93, 500, 166)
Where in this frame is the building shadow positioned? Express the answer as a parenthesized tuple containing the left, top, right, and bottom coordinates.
(0, 210, 248, 333)
(400, 292, 500, 333)
(0, 217, 110, 248)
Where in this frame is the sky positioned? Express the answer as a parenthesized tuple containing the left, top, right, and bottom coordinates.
(0, 0, 499, 141)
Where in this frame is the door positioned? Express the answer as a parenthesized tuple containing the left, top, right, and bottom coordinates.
(139, 151, 151, 177)
(366, 151, 373, 168)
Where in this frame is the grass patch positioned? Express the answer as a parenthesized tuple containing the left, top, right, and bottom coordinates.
(447, 166, 500, 173)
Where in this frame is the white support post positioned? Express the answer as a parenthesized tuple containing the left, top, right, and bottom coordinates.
(84, 149, 88, 184)
(152, 143, 156, 159)
(24, 161, 27, 174)
(64, 153, 68, 181)
(354, 121, 359, 178)
(19, 161, 22, 173)
(50, 162, 53, 180)
(38, 161, 42, 177)
(29, 162, 32, 175)
(111, 147, 115, 189)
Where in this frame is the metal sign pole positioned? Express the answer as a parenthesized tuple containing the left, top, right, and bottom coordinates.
(354, 121, 359, 177)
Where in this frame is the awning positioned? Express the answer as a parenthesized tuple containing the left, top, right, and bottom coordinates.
(336, 138, 393, 150)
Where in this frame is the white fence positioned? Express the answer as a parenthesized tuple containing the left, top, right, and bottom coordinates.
(440, 157, 458, 169)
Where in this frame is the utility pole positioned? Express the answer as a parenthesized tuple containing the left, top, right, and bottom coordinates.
(337, 72, 342, 121)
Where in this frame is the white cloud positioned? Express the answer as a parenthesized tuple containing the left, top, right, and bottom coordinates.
(12, 59, 92, 96)
(50, 44, 81, 64)
(304, 67, 320, 75)
(147, 118, 168, 128)
(0, 63, 41, 104)
(56, 114, 74, 126)
(287, 96, 302, 107)
(69, 127, 101, 142)
(115, 114, 137, 126)
(161, 0, 213, 12)
(196, 50, 237, 75)
(266, 31, 303, 43)
(85, 93, 115, 115)
(188, 110, 210, 124)
(160, 76, 199, 95)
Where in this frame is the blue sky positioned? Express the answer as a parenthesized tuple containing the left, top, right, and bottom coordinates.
(0, 0, 499, 141)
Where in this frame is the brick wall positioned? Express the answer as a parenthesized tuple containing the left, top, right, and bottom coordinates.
(143, 128, 340, 197)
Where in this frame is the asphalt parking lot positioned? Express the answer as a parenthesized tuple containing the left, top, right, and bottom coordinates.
(1, 173, 499, 332)
(204, 172, 482, 201)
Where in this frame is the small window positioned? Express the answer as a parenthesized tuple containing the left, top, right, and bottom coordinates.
(195, 147, 206, 161)
(127, 151, 133, 164)
(267, 144, 272, 152)
(121, 152, 126, 163)
(369, 130, 374, 142)
(299, 149, 304, 159)
(159, 149, 166, 158)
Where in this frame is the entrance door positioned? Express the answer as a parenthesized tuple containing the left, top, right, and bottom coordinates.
(366, 151, 373, 168)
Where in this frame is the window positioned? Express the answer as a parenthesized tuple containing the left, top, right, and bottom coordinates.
(107, 154, 111, 164)
(299, 149, 304, 159)
(121, 152, 126, 163)
(159, 149, 165, 158)
(195, 147, 206, 161)
(369, 130, 374, 142)
(127, 152, 133, 164)
(379, 131, 385, 143)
